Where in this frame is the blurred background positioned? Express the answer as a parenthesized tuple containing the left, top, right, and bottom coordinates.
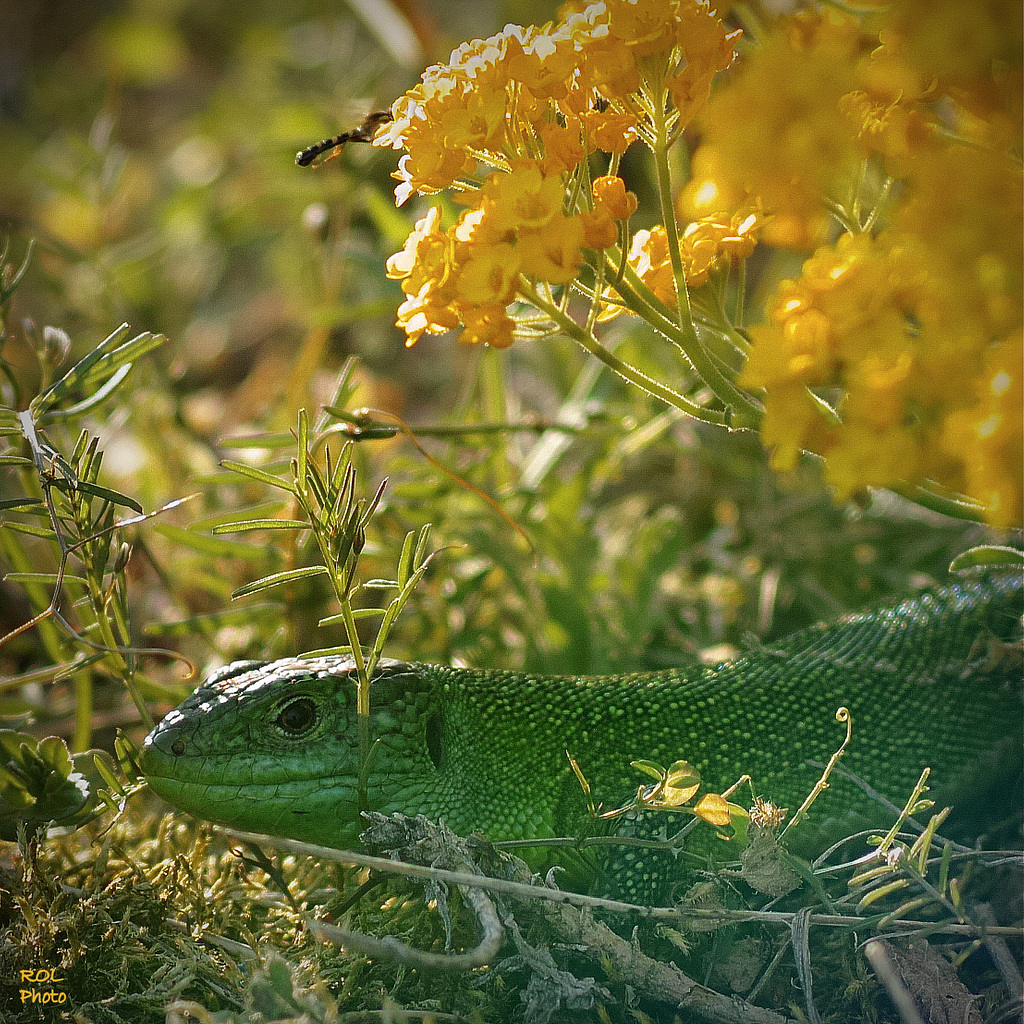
(0, 0, 993, 744)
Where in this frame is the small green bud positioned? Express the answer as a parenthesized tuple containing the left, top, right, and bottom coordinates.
(42, 326, 72, 368)
(112, 542, 133, 575)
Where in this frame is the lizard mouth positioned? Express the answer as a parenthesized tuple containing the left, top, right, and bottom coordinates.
(141, 726, 363, 847)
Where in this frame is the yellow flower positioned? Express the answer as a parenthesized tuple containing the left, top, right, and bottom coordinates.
(567, 5, 640, 98)
(581, 208, 618, 252)
(477, 163, 566, 233)
(385, 206, 451, 296)
(583, 174, 638, 248)
(940, 333, 1023, 528)
(667, 4, 740, 125)
(395, 283, 460, 347)
(378, 1, 744, 349)
(761, 383, 834, 473)
(457, 242, 521, 305)
(603, 0, 681, 58)
(743, 300, 832, 391)
(517, 215, 585, 284)
(628, 226, 676, 306)
(537, 120, 586, 176)
(824, 423, 926, 500)
(592, 175, 638, 223)
(880, 0, 1021, 85)
(742, 216, 1021, 525)
(678, 209, 760, 287)
(896, 145, 1022, 339)
(502, 23, 576, 100)
(693, 9, 865, 248)
(582, 109, 638, 154)
(678, 144, 746, 220)
(458, 304, 517, 348)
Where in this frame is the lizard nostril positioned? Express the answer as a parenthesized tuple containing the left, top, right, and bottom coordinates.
(171, 739, 186, 756)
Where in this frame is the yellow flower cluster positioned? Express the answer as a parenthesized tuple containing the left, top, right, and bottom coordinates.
(376, 1, 737, 205)
(940, 335, 1022, 529)
(682, 9, 866, 248)
(369, 0, 1022, 528)
(670, 0, 1023, 527)
(741, 170, 1022, 527)
(682, 4, 1022, 250)
(377, 0, 738, 348)
(626, 209, 760, 308)
(385, 171, 639, 348)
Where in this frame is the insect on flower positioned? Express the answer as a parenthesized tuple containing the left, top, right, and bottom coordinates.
(295, 109, 394, 168)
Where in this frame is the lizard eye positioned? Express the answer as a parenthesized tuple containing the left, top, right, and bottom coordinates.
(276, 697, 318, 736)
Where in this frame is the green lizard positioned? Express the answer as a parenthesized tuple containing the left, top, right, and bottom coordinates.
(142, 573, 1022, 884)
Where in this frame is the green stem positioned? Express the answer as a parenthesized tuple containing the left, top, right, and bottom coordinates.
(523, 283, 728, 426)
(649, 133, 759, 420)
(598, 260, 763, 427)
(301, 474, 372, 808)
(339, 593, 373, 814)
(650, 94, 691, 332)
(888, 483, 988, 524)
(89, 584, 153, 731)
(342, 418, 585, 440)
(862, 175, 896, 234)
(733, 260, 747, 328)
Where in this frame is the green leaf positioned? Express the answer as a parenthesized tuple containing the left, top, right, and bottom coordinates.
(219, 432, 296, 449)
(0, 731, 34, 759)
(0, 521, 57, 539)
(630, 759, 667, 781)
(232, 565, 328, 598)
(90, 750, 125, 798)
(857, 878, 910, 911)
(31, 324, 131, 414)
(150, 603, 281, 636)
(74, 480, 144, 514)
(949, 545, 1024, 573)
(0, 239, 33, 304)
(0, 729, 97, 839)
(368, 538, 434, 664)
(299, 646, 355, 659)
(296, 408, 309, 491)
(693, 791, 731, 825)
(0, 498, 46, 511)
(38, 736, 73, 776)
(665, 760, 701, 788)
(188, 500, 287, 531)
(397, 528, 416, 589)
(37, 363, 132, 423)
(319, 608, 386, 626)
(5, 572, 89, 586)
(304, 456, 330, 509)
(211, 518, 308, 533)
(220, 459, 297, 493)
(79, 331, 164, 392)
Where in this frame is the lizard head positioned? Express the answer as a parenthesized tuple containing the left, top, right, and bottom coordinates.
(141, 657, 444, 849)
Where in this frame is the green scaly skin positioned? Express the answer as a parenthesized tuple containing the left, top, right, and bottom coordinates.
(143, 575, 1022, 872)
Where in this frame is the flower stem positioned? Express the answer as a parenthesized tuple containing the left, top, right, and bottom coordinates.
(599, 258, 763, 427)
(523, 282, 728, 426)
(642, 109, 763, 424)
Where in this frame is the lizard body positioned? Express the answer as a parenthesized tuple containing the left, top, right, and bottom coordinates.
(143, 574, 1023, 877)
